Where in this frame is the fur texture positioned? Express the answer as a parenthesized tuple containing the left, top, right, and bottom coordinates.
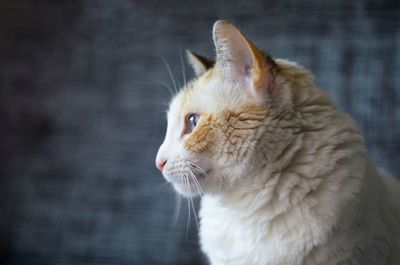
(156, 20, 400, 265)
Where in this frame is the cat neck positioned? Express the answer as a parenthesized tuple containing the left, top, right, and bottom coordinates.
(206, 84, 367, 227)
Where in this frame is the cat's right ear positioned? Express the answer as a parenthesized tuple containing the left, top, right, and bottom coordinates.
(186, 50, 215, 76)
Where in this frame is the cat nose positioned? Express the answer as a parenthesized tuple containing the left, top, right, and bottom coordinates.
(156, 159, 167, 171)
(156, 143, 168, 171)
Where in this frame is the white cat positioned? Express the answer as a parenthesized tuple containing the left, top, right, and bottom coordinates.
(156, 20, 400, 265)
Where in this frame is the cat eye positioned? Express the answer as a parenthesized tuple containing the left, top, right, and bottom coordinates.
(186, 114, 200, 133)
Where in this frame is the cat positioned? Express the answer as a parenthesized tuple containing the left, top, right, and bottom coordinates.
(155, 20, 400, 265)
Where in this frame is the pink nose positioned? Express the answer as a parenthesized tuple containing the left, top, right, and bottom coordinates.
(156, 159, 167, 171)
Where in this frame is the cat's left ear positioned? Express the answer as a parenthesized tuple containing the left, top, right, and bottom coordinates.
(213, 20, 277, 102)
(186, 50, 215, 76)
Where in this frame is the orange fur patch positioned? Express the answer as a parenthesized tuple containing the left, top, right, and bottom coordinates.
(184, 114, 217, 152)
(184, 104, 270, 159)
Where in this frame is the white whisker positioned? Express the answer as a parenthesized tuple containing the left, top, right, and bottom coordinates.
(173, 193, 181, 225)
(192, 170, 204, 192)
(188, 161, 208, 176)
(190, 195, 199, 228)
(184, 174, 191, 238)
(183, 168, 201, 230)
(162, 57, 179, 94)
(186, 167, 204, 196)
(179, 41, 187, 89)
(157, 80, 175, 96)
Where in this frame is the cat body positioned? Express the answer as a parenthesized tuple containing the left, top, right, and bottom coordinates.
(156, 20, 400, 265)
(199, 59, 400, 265)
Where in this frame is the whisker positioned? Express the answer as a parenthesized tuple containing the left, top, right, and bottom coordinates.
(192, 168, 204, 187)
(191, 174, 202, 196)
(176, 77, 182, 90)
(161, 57, 179, 94)
(186, 167, 199, 191)
(173, 193, 181, 225)
(188, 161, 208, 176)
(160, 102, 170, 108)
(190, 195, 199, 228)
(185, 172, 199, 229)
(187, 167, 203, 196)
(179, 41, 187, 89)
(185, 174, 191, 238)
(187, 160, 205, 171)
(157, 80, 175, 96)
(186, 172, 200, 228)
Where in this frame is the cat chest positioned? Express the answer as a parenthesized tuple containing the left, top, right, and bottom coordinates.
(199, 198, 301, 265)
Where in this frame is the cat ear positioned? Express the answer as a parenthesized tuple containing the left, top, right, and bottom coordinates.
(212, 20, 277, 101)
(186, 50, 215, 76)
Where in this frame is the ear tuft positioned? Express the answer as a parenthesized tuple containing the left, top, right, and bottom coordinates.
(186, 50, 214, 76)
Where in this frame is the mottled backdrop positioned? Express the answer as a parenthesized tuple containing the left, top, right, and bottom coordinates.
(0, 0, 399, 264)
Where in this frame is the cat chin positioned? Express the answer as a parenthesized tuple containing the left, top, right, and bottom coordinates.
(163, 166, 212, 197)
(171, 182, 202, 198)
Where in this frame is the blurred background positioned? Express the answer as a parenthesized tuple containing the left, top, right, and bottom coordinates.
(0, 0, 399, 264)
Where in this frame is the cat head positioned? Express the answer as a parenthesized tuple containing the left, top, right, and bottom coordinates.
(156, 20, 296, 197)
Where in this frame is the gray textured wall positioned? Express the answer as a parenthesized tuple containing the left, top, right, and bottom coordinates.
(0, 0, 399, 264)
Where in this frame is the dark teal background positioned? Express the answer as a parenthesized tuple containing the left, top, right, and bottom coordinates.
(0, 0, 399, 264)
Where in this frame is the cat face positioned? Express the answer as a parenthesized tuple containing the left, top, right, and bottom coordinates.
(156, 21, 287, 197)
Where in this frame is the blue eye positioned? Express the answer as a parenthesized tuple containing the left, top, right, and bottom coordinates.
(187, 114, 200, 133)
